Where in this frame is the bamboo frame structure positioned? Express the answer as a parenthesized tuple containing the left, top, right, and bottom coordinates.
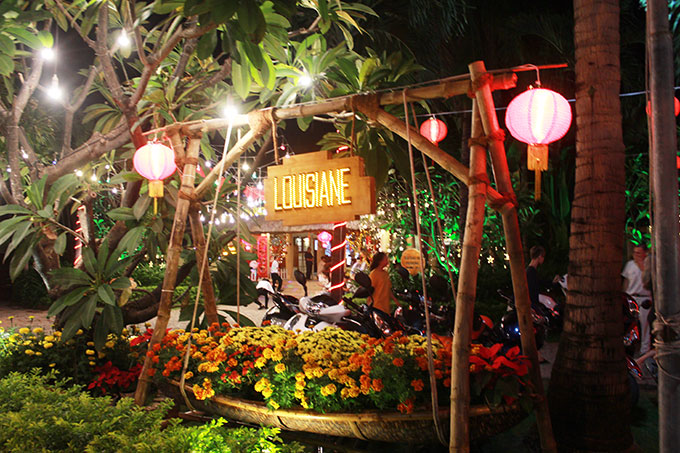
(132, 62, 556, 451)
(188, 209, 219, 325)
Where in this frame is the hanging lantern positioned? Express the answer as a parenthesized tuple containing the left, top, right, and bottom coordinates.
(317, 231, 332, 243)
(133, 142, 177, 213)
(419, 117, 448, 145)
(645, 97, 680, 117)
(505, 88, 572, 200)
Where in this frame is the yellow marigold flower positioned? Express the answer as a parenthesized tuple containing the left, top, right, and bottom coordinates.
(49, 363, 56, 368)
(312, 367, 324, 378)
(105, 341, 115, 349)
(7, 316, 13, 320)
(22, 341, 31, 346)
(254, 378, 270, 392)
(262, 387, 274, 399)
(262, 348, 273, 359)
(255, 357, 267, 368)
(321, 384, 337, 396)
(295, 372, 305, 381)
(349, 386, 360, 398)
(301, 398, 310, 409)
(28, 316, 34, 320)
(122, 328, 129, 336)
(89, 361, 96, 366)
(19, 328, 30, 335)
(35, 352, 42, 356)
(270, 400, 280, 410)
(271, 351, 283, 362)
(24, 349, 35, 355)
(85, 349, 95, 356)
(275, 363, 286, 374)
(295, 381, 306, 391)
(76, 329, 84, 335)
(43, 342, 53, 349)
(54, 331, 62, 337)
(184, 371, 194, 380)
(87, 341, 95, 347)
(32, 327, 43, 335)
(294, 390, 305, 399)
(98, 352, 106, 359)
(341, 388, 351, 399)
(44, 335, 55, 342)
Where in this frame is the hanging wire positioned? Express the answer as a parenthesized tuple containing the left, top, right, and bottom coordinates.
(177, 119, 235, 410)
(403, 90, 447, 446)
(410, 103, 457, 301)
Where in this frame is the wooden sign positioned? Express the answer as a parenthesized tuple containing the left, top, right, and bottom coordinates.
(401, 248, 424, 275)
(263, 151, 375, 226)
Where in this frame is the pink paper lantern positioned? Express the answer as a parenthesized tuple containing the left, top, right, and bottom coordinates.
(419, 117, 448, 145)
(318, 231, 332, 243)
(505, 88, 572, 200)
(133, 142, 176, 212)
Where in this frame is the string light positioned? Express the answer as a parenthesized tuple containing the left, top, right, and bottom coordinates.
(40, 47, 55, 61)
(117, 30, 131, 48)
(75, 169, 83, 177)
(47, 74, 62, 101)
(90, 174, 97, 182)
(297, 74, 313, 87)
(242, 162, 250, 171)
(222, 103, 239, 120)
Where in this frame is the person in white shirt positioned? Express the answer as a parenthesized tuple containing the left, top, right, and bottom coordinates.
(622, 245, 652, 354)
(270, 255, 282, 292)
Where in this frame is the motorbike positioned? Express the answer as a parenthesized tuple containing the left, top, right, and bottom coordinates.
(494, 289, 548, 351)
(623, 293, 643, 406)
(258, 271, 307, 327)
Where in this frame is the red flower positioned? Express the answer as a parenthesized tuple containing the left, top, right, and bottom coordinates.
(392, 358, 404, 367)
(411, 379, 424, 391)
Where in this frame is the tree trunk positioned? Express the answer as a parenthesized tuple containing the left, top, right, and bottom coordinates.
(548, 1, 633, 450)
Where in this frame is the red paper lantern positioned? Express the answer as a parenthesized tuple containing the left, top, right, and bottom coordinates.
(505, 88, 572, 200)
(133, 142, 177, 212)
(645, 97, 680, 117)
(318, 231, 332, 243)
(419, 117, 448, 145)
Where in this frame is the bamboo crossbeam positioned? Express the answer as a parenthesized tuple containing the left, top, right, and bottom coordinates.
(353, 97, 509, 207)
(143, 72, 518, 136)
(469, 61, 556, 452)
(449, 101, 488, 451)
(189, 209, 219, 326)
(134, 134, 202, 405)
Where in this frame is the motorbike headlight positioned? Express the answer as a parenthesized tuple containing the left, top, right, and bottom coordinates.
(371, 310, 391, 336)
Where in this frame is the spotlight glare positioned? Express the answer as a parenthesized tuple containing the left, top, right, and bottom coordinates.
(222, 104, 238, 120)
(117, 30, 131, 48)
(40, 47, 55, 61)
(75, 170, 83, 177)
(297, 74, 312, 87)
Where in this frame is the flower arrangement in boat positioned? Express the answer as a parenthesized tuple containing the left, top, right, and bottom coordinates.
(151, 324, 531, 414)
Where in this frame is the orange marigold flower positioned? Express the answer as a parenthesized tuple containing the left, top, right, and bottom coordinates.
(411, 379, 424, 391)
(392, 358, 404, 367)
(398, 336, 409, 345)
(443, 378, 451, 388)
(227, 358, 238, 367)
(371, 378, 384, 392)
(152, 343, 162, 352)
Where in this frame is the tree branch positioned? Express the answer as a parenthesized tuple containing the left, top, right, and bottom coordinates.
(53, 0, 96, 49)
(95, 6, 126, 108)
(288, 15, 321, 38)
(42, 121, 131, 185)
(125, 0, 148, 66)
(63, 64, 101, 155)
(129, 21, 216, 107)
(171, 37, 198, 80)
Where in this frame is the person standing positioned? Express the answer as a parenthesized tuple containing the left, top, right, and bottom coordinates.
(622, 245, 652, 354)
(270, 255, 283, 292)
(368, 252, 398, 313)
(304, 248, 314, 280)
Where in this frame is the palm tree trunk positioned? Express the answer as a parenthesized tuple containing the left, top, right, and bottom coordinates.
(548, 0, 633, 450)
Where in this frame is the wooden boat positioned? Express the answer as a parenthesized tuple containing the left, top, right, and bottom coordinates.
(161, 380, 527, 444)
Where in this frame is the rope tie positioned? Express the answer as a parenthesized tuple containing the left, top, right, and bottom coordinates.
(177, 190, 198, 202)
(653, 313, 680, 381)
(488, 193, 518, 211)
(468, 137, 489, 148)
(467, 72, 494, 98)
(267, 108, 279, 164)
(488, 128, 506, 142)
(468, 173, 491, 186)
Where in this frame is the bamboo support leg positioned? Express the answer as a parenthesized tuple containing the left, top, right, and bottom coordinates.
(469, 60, 556, 452)
(134, 134, 201, 405)
(450, 102, 488, 452)
(188, 210, 219, 326)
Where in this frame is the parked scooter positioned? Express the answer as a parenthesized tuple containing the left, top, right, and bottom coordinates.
(258, 271, 307, 327)
(495, 289, 548, 351)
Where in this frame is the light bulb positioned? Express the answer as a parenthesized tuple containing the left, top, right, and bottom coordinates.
(47, 74, 62, 101)
(21, 150, 28, 159)
(40, 47, 55, 61)
(242, 162, 250, 171)
(222, 104, 238, 120)
(112, 188, 118, 194)
(75, 170, 83, 177)
(297, 74, 312, 87)
(117, 30, 131, 48)
(200, 215, 206, 222)
(205, 161, 212, 168)
(256, 182, 263, 190)
(90, 174, 97, 182)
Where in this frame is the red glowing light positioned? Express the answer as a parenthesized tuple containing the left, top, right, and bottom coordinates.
(645, 97, 680, 117)
(505, 88, 572, 145)
(419, 117, 448, 145)
(318, 231, 332, 243)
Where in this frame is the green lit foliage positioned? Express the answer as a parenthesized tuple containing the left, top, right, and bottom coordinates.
(625, 151, 650, 246)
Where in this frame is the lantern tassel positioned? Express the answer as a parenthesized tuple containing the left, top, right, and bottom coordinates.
(153, 197, 158, 215)
(534, 170, 542, 201)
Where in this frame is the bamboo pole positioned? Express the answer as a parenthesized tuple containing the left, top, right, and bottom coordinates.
(353, 96, 511, 211)
(468, 60, 556, 452)
(144, 73, 518, 135)
(134, 134, 202, 405)
(188, 209, 219, 326)
(194, 111, 269, 199)
(449, 101, 488, 451)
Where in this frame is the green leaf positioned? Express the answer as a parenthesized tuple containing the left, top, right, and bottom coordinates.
(358, 57, 378, 89)
(50, 267, 92, 287)
(93, 315, 109, 350)
(212, 0, 240, 23)
(117, 226, 144, 255)
(0, 54, 14, 76)
(5, 27, 41, 49)
(184, 0, 212, 16)
(98, 284, 116, 306)
(82, 247, 97, 277)
(5, 221, 34, 260)
(110, 276, 132, 291)
(9, 238, 34, 282)
(296, 115, 312, 132)
(133, 193, 151, 220)
(0, 34, 15, 56)
(54, 232, 67, 256)
(25, 176, 47, 210)
(0, 204, 33, 216)
(103, 304, 123, 334)
(196, 29, 217, 59)
(61, 315, 82, 342)
(261, 52, 275, 90)
(108, 171, 143, 184)
(237, 0, 260, 33)
(223, 310, 255, 326)
(46, 174, 79, 207)
(37, 30, 53, 48)
(241, 40, 263, 69)
(0, 216, 28, 246)
(231, 60, 252, 101)
(80, 293, 98, 327)
(318, 0, 329, 21)
(48, 287, 89, 317)
(107, 207, 137, 221)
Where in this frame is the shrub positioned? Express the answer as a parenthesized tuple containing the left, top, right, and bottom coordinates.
(11, 268, 50, 308)
(131, 263, 166, 287)
(0, 371, 304, 452)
